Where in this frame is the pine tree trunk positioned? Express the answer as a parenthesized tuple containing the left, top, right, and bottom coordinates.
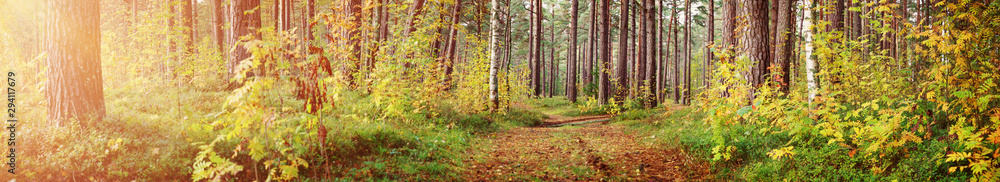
(683, 0, 691, 105)
(741, 0, 770, 100)
(47, 0, 106, 124)
(615, 0, 630, 103)
(214, 0, 225, 56)
(568, 0, 579, 102)
(598, 0, 612, 105)
(443, 0, 463, 91)
(226, 0, 261, 88)
(705, 0, 714, 89)
(773, 0, 795, 93)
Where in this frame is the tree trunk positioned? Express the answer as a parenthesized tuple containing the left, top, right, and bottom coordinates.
(549, 20, 556, 98)
(586, 0, 597, 91)
(488, 0, 501, 111)
(615, 0, 630, 103)
(305, 0, 315, 43)
(671, 0, 680, 103)
(637, 0, 647, 104)
(568, 0, 579, 102)
(226, 0, 261, 88)
(184, 0, 195, 55)
(47, 0, 105, 124)
(598, 0, 612, 105)
(345, 0, 363, 88)
(773, 0, 795, 93)
(741, 0, 770, 100)
(535, 0, 544, 97)
(214, 0, 224, 56)
(705, 0, 714, 89)
(683, 0, 691, 105)
(644, 0, 656, 107)
(443, 0, 463, 91)
(804, 0, 816, 103)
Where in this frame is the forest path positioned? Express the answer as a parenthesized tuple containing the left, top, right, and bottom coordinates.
(464, 112, 709, 181)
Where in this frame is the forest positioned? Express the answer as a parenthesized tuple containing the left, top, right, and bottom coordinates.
(1, 0, 998, 181)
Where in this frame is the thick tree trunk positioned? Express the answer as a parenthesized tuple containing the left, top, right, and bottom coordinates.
(615, 0, 630, 103)
(443, 0, 463, 91)
(226, 0, 261, 88)
(741, 0, 770, 100)
(345, 0, 362, 88)
(644, 0, 656, 107)
(47, 0, 105, 124)
(598, 0, 611, 105)
(214, 0, 224, 56)
(773, 0, 795, 93)
(488, 0, 501, 111)
(184, 0, 194, 54)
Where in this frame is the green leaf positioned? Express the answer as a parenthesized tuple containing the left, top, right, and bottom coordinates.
(953, 90, 974, 99)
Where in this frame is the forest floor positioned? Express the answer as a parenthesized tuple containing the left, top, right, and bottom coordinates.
(464, 104, 711, 181)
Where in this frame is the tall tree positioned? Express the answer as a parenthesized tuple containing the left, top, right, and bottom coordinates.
(443, 0, 464, 91)
(586, 0, 597, 90)
(534, 0, 544, 97)
(183, 0, 194, 54)
(47, 0, 105, 124)
(488, 0, 501, 111)
(741, 0, 770, 99)
(671, 0, 680, 103)
(615, 0, 630, 103)
(568, 0, 579, 102)
(213, 0, 224, 56)
(804, 0, 816, 103)
(305, 0, 315, 43)
(643, 0, 657, 107)
(548, 20, 556, 98)
(345, 0, 363, 88)
(637, 0, 648, 104)
(704, 0, 714, 88)
(773, 0, 795, 93)
(682, 0, 691, 105)
(226, 0, 261, 87)
(598, 0, 611, 105)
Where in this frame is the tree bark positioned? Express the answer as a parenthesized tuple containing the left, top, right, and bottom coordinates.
(568, 0, 579, 102)
(615, 0, 630, 103)
(443, 0, 463, 91)
(804, 0, 816, 103)
(213, 0, 224, 56)
(549, 20, 556, 98)
(671, 0, 680, 103)
(598, 0, 612, 105)
(682, 0, 691, 105)
(345, 0, 363, 88)
(184, 0, 195, 55)
(644, 0, 656, 107)
(488, 0, 501, 111)
(704, 0, 714, 89)
(226, 0, 261, 88)
(773, 0, 795, 93)
(47, 0, 105, 124)
(741, 0, 770, 100)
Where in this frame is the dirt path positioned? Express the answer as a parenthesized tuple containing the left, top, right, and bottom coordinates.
(465, 114, 710, 181)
